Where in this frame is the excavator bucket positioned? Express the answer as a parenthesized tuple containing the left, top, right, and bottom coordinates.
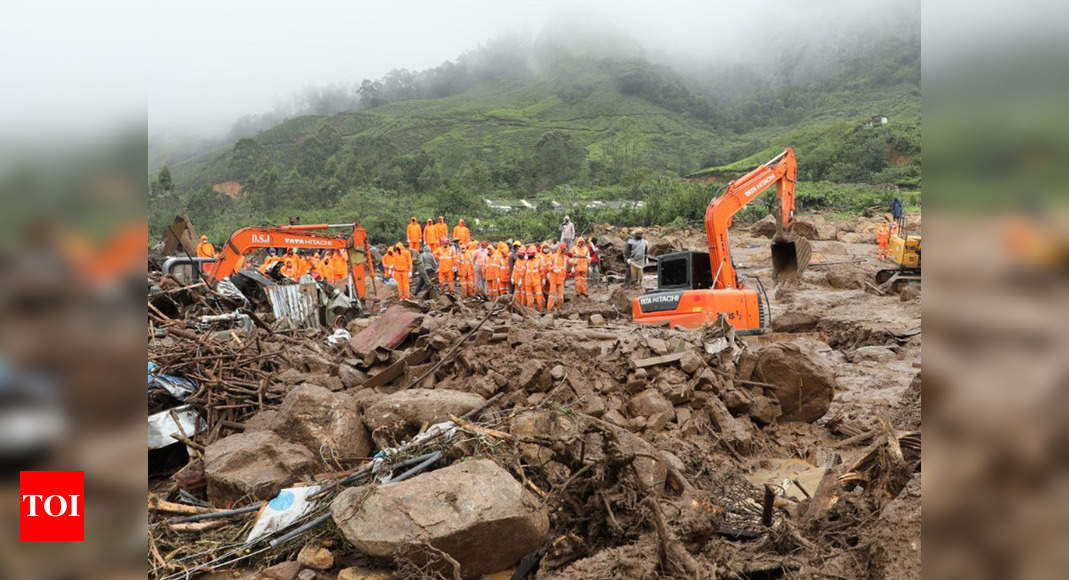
(771, 235, 811, 280)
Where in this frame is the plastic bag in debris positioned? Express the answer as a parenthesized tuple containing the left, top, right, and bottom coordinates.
(245, 484, 323, 545)
(326, 328, 352, 346)
(148, 405, 203, 449)
(370, 421, 457, 480)
(148, 362, 197, 400)
(216, 278, 249, 304)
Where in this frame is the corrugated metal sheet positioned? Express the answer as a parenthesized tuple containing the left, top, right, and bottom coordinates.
(266, 283, 320, 329)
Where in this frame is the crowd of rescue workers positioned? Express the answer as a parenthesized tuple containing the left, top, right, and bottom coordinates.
(194, 215, 653, 312)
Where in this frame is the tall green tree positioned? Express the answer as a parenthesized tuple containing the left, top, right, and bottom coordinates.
(157, 165, 173, 192)
(532, 130, 584, 191)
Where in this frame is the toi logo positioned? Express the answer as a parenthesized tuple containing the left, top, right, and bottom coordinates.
(19, 471, 84, 541)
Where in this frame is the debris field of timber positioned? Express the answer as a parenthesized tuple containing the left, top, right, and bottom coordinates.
(147, 212, 921, 579)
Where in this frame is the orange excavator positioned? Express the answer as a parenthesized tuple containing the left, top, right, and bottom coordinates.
(631, 148, 810, 332)
(205, 223, 371, 287)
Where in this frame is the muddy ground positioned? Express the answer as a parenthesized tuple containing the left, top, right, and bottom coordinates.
(148, 212, 921, 579)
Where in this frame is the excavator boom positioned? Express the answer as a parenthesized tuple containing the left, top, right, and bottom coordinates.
(633, 148, 809, 332)
(208, 224, 354, 284)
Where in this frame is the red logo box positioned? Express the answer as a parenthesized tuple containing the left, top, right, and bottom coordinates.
(19, 471, 84, 541)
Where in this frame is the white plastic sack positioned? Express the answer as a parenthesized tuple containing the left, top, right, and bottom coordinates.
(148, 405, 203, 449)
(245, 485, 323, 544)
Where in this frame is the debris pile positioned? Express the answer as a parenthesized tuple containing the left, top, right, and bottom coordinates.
(148, 218, 921, 579)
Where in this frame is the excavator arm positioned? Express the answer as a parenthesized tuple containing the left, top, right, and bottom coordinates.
(704, 148, 800, 289)
(208, 225, 352, 284)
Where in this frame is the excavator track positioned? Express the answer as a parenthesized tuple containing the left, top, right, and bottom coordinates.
(875, 267, 921, 293)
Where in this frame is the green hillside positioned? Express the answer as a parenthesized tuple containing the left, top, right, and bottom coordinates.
(152, 37, 920, 245)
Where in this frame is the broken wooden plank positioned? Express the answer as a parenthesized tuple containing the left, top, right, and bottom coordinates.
(631, 352, 686, 369)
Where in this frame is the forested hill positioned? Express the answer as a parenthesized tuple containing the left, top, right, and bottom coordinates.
(151, 33, 919, 244)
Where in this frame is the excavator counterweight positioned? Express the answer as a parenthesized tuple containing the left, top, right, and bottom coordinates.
(632, 148, 808, 332)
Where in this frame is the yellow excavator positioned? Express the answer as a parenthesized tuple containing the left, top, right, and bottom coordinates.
(876, 215, 921, 292)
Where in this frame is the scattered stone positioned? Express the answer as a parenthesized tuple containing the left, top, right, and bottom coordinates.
(706, 396, 753, 453)
(511, 410, 579, 467)
(588, 313, 606, 326)
(204, 431, 317, 505)
(275, 384, 372, 462)
(853, 345, 896, 362)
(678, 350, 704, 375)
(337, 568, 393, 580)
(244, 409, 279, 432)
(550, 364, 566, 381)
(260, 561, 301, 580)
(516, 359, 550, 392)
(771, 311, 820, 333)
(364, 389, 484, 446)
(629, 389, 674, 418)
(825, 265, 867, 289)
(749, 393, 782, 425)
(339, 364, 368, 389)
(331, 459, 548, 578)
(754, 342, 836, 422)
(297, 570, 317, 580)
(297, 544, 334, 570)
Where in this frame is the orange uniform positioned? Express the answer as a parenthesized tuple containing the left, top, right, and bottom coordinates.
(524, 246, 545, 310)
(512, 251, 528, 305)
(571, 239, 590, 296)
(349, 224, 371, 299)
(435, 217, 449, 248)
(877, 224, 891, 259)
(457, 244, 475, 296)
(388, 244, 412, 299)
(196, 235, 216, 276)
(406, 218, 422, 250)
(424, 219, 439, 252)
(546, 248, 567, 311)
(485, 249, 501, 299)
(436, 244, 457, 293)
(453, 219, 471, 245)
(330, 253, 348, 283)
(259, 254, 281, 275)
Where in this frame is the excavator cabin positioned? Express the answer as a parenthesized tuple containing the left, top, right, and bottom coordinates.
(632, 148, 809, 332)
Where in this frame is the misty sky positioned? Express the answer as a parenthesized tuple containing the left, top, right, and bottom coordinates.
(0, 0, 918, 142)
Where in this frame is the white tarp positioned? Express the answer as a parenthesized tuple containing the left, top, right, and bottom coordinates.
(245, 485, 323, 544)
(148, 405, 203, 450)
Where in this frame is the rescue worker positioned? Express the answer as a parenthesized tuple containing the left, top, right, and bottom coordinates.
(349, 223, 372, 299)
(877, 224, 891, 259)
(588, 236, 600, 286)
(406, 217, 422, 250)
(424, 218, 439, 253)
(382, 246, 397, 290)
(420, 244, 438, 282)
(509, 241, 522, 291)
(435, 240, 457, 294)
(280, 248, 300, 279)
(525, 244, 545, 310)
(393, 242, 413, 299)
(560, 216, 575, 247)
(435, 216, 449, 248)
(485, 244, 501, 299)
(457, 240, 474, 296)
(259, 249, 281, 276)
(511, 246, 527, 305)
(473, 240, 488, 296)
(571, 237, 591, 297)
(624, 230, 648, 287)
(546, 242, 568, 311)
(453, 219, 471, 245)
(330, 249, 349, 286)
(196, 235, 216, 275)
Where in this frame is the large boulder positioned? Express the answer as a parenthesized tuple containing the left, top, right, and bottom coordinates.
(825, 264, 867, 289)
(793, 216, 838, 241)
(363, 389, 484, 447)
(204, 431, 317, 506)
(331, 459, 549, 578)
(771, 311, 820, 333)
(275, 384, 372, 462)
(754, 341, 836, 422)
(749, 215, 778, 237)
